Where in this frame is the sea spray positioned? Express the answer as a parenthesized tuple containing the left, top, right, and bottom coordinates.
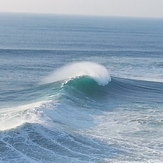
(41, 62, 111, 86)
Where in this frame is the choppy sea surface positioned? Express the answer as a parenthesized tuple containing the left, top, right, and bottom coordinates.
(0, 13, 163, 163)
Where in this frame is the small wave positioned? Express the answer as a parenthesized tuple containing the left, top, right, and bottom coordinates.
(40, 62, 111, 86)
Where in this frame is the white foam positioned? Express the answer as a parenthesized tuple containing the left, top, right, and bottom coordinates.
(0, 101, 47, 131)
(41, 62, 111, 86)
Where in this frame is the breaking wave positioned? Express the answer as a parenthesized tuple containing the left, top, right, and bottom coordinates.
(1, 62, 163, 163)
(41, 62, 111, 86)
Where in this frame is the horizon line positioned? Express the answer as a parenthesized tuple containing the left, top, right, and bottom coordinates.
(0, 11, 163, 20)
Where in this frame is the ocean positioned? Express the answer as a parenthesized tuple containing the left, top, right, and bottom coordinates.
(0, 13, 163, 163)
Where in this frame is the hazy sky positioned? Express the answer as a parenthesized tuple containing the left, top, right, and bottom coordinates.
(0, 0, 163, 18)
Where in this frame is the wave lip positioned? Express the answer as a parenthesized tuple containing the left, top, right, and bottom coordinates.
(41, 62, 111, 86)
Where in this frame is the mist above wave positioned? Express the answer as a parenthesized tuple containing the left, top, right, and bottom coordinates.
(41, 62, 111, 86)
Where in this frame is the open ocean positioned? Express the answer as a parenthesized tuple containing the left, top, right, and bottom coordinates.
(0, 13, 163, 163)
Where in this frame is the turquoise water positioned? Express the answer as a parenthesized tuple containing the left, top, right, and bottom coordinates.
(0, 13, 163, 163)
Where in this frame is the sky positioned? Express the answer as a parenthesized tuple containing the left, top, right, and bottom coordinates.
(0, 0, 163, 18)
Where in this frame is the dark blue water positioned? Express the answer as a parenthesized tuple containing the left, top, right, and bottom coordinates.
(0, 13, 163, 163)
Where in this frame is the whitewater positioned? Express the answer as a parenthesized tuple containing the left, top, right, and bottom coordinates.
(0, 13, 163, 163)
(41, 62, 111, 86)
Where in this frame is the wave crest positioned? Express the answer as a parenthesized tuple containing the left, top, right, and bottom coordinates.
(41, 62, 111, 86)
